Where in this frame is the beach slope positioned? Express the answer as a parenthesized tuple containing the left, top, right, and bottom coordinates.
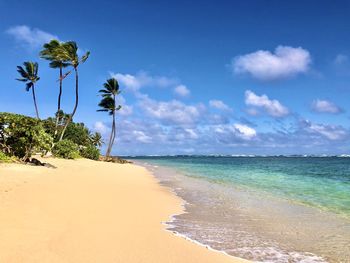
(0, 158, 247, 263)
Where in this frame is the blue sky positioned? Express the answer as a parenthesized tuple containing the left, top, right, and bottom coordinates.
(1, 0, 350, 155)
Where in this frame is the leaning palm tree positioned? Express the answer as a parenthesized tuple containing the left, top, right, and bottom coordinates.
(40, 39, 71, 137)
(97, 78, 122, 157)
(16, 62, 40, 119)
(58, 41, 90, 141)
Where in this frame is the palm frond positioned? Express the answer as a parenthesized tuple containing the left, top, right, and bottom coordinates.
(16, 66, 29, 79)
(16, 78, 27, 82)
(25, 82, 33, 91)
(98, 89, 110, 94)
(16, 62, 40, 85)
(81, 51, 90, 63)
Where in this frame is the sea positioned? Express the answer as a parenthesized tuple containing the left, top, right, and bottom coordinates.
(127, 156, 350, 263)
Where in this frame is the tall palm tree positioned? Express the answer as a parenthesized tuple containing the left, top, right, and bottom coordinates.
(97, 78, 121, 157)
(58, 41, 90, 141)
(16, 62, 40, 119)
(40, 39, 70, 137)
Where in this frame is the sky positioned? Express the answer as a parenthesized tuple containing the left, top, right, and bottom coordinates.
(1, 0, 350, 155)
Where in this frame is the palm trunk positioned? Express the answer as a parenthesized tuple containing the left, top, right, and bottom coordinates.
(54, 66, 63, 138)
(59, 67, 78, 141)
(106, 101, 116, 158)
(105, 123, 114, 158)
(111, 110, 116, 152)
(105, 116, 115, 157)
(32, 84, 40, 119)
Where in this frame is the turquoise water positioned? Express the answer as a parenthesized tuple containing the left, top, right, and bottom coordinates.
(131, 156, 350, 218)
(130, 156, 350, 262)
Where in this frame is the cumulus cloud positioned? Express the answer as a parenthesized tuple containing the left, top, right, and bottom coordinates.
(174, 85, 190, 97)
(233, 46, 311, 81)
(6, 25, 58, 48)
(115, 95, 133, 116)
(311, 99, 342, 114)
(139, 96, 205, 126)
(301, 120, 348, 140)
(209, 100, 232, 112)
(132, 130, 152, 143)
(233, 124, 257, 140)
(245, 90, 289, 117)
(110, 71, 177, 93)
(213, 123, 257, 144)
(93, 121, 109, 135)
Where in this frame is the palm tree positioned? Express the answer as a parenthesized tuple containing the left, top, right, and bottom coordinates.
(97, 78, 121, 157)
(40, 39, 71, 138)
(16, 62, 40, 119)
(89, 132, 103, 147)
(58, 41, 90, 141)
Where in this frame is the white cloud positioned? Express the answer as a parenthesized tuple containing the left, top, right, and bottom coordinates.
(233, 46, 311, 81)
(245, 90, 289, 117)
(132, 130, 152, 143)
(174, 85, 190, 97)
(184, 128, 199, 139)
(115, 95, 133, 116)
(311, 99, 342, 114)
(209, 100, 232, 111)
(119, 105, 133, 116)
(93, 121, 109, 135)
(305, 121, 347, 140)
(6, 25, 58, 48)
(233, 124, 257, 140)
(214, 123, 257, 142)
(110, 71, 177, 93)
(139, 96, 205, 126)
(246, 108, 259, 116)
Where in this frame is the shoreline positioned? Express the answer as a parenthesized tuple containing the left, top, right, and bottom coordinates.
(142, 162, 240, 262)
(133, 158, 350, 262)
(0, 158, 248, 263)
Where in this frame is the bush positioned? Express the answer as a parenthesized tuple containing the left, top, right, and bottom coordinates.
(52, 140, 80, 159)
(0, 112, 53, 160)
(63, 122, 91, 146)
(80, 145, 100, 160)
(0, 151, 12, 163)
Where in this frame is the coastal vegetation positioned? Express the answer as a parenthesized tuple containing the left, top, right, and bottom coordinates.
(0, 39, 120, 163)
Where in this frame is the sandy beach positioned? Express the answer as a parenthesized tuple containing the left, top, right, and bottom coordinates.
(0, 158, 247, 263)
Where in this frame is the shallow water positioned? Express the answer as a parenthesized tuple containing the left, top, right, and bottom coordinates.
(130, 156, 350, 262)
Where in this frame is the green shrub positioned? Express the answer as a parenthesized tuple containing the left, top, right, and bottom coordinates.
(0, 151, 12, 163)
(80, 145, 100, 160)
(63, 122, 91, 146)
(52, 140, 80, 159)
(0, 112, 53, 160)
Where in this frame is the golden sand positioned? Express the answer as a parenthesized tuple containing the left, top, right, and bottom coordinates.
(0, 158, 248, 263)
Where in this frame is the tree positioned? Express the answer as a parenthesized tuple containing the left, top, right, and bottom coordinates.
(0, 113, 53, 160)
(16, 62, 40, 119)
(40, 39, 71, 138)
(89, 132, 103, 147)
(97, 78, 121, 157)
(58, 41, 90, 141)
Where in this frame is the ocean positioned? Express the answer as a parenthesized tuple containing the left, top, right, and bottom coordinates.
(129, 156, 350, 263)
